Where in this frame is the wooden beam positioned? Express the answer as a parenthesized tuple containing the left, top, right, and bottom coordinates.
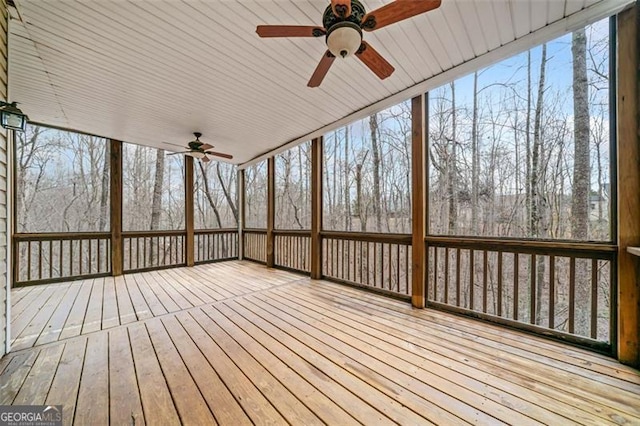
(185, 156, 194, 267)
(266, 157, 275, 268)
(411, 94, 426, 308)
(110, 139, 123, 276)
(310, 137, 323, 279)
(617, 3, 640, 368)
(238, 168, 245, 260)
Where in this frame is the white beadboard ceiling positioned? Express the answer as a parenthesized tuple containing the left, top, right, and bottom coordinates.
(8, 0, 631, 165)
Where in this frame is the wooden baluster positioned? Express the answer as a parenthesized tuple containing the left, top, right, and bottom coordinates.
(59, 240, 63, 278)
(549, 255, 555, 329)
(373, 242, 378, 288)
(497, 251, 503, 317)
(513, 253, 519, 320)
(469, 249, 474, 310)
(396, 244, 400, 293)
(38, 241, 43, 280)
(455, 248, 461, 306)
(27, 240, 31, 281)
(591, 258, 598, 339)
(49, 240, 53, 279)
(69, 240, 73, 276)
(483, 251, 488, 313)
(530, 254, 536, 325)
(569, 257, 576, 334)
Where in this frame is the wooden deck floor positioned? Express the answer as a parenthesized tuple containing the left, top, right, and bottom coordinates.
(1, 261, 639, 425)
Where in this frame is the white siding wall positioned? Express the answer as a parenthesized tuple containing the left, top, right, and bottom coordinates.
(0, 0, 8, 358)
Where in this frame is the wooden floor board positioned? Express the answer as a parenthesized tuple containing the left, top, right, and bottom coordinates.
(3, 261, 639, 425)
(128, 322, 180, 425)
(130, 273, 168, 317)
(58, 280, 93, 340)
(45, 338, 87, 423)
(218, 300, 394, 425)
(114, 275, 137, 325)
(275, 285, 611, 425)
(108, 327, 145, 426)
(212, 303, 368, 425)
(269, 286, 584, 425)
(123, 274, 153, 321)
(13, 344, 64, 405)
(82, 278, 104, 334)
(240, 294, 486, 425)
(185, 309, 289, 425)
(12, 284, 74, 351)
(162, 313, 251, 426)
(74, 332, 110, 425)
(288, 282, 640, 422)
(304, 280, 639, 384)
(145, 318, 217, 425)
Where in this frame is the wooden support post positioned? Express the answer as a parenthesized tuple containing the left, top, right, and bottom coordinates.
(266, 156, 275, 268)
(411, 94, 426, 308)
(185, 156, 195, 267)
(110, 139, 123, 276)
(310, 136, 323, 279)
(617, 3, 640, 367)
(238, 168, 245, 260)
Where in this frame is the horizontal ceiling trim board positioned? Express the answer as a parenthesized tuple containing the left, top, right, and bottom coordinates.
(239, 0, 632, 169)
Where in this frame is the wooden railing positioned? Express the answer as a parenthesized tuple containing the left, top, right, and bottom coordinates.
(243, 229, 267, 263)
(274, 230, 311, 274)
(426, 236, 617, 351)
(195, 229, 239, 264)
(13, 232, 111, 286)
(322, 231, 412, 299)
(123, 230, 186, 272)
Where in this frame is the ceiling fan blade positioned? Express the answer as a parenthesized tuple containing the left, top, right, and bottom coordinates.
(361, 0, 441, 32)
(167, 151, 189, 155)
(205, 151, 234, 160)
(202, 155, 211, 163)
(200, 143, 213, 151)
(256, 25, 326, 38)
(331, 0, 352, 18)
(355, 41, 395, 80)
(308, 51, 336, 88)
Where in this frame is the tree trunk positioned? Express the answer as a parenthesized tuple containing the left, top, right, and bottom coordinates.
(571, 28, 591, 336)
(448, 82, 457, 233)
(571, 28, 590, 240)
(532, 44, 548, 323)
(199, 161, 223, 228)
(216, 163, 238, 226)
(150, 149, 165, 230)
(471, 71, 480, 234)
(370, 113, 382, 232)
(344, 126, 351, 230)
(98, 142, 110, 231)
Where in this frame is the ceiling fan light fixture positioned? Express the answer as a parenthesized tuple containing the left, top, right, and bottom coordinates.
(188, 151, 206, 159)
(326, 21, 362, 58)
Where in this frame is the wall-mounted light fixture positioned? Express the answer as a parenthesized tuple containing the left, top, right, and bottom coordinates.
(0, 101, 28, 132)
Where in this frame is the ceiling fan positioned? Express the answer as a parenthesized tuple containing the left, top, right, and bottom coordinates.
(256, 0, 441, 87)
(168, 132, 233, 162)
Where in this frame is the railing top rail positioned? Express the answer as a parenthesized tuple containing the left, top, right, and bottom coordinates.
(273, 229, 311, 236)
(194, 228, 238, 234)
(244, 228, 267, 234)
(321, 230, 412, 245)
(14, 232, 111, 241)
(425, 235, 617, 258)
(122, 230, 187, 238)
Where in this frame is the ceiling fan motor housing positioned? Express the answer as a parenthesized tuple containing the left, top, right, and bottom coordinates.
(323, 0, 366, 58)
